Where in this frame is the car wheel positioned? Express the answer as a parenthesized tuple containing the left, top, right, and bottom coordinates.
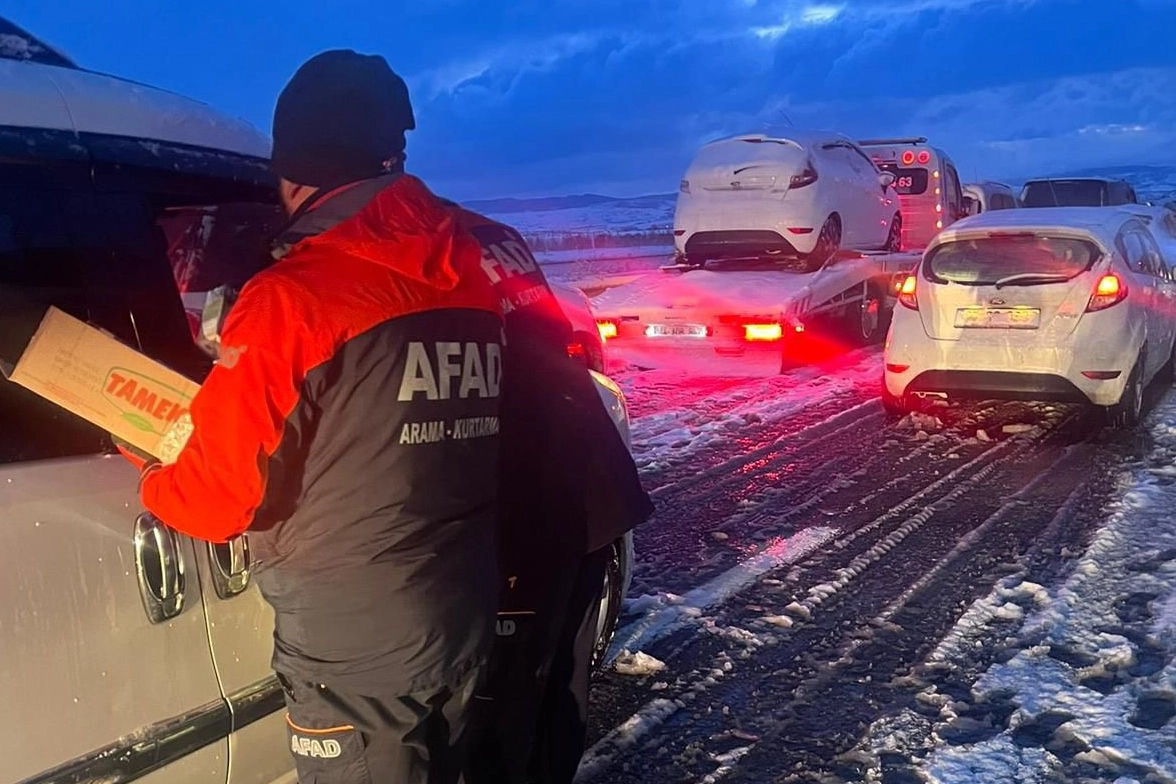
(884, 214, 902, 252)
(881, 376, 907, 419)
(808, 214, 841, 268)
(1160, 338, 1176, 384)
(1105, 352, 1145, 429)
(848, 281, 887, 345)
(590, 536, 629, 674)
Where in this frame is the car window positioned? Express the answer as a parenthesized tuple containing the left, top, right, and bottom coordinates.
(1022, 180, 1107, 207)
(925, 235, 1101, 285)
(944, 164, 964, 215)
(1134, 230, 1168, 280)
(876, 164, 929, 195)
(847, 144, 880, 174)
(156, 201, 286, 337)
(1117, 231, 1160, 277)
(0, 173, 139, 463)
(87, 149, 285, 349)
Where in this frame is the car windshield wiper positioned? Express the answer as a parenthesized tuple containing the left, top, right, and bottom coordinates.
(992, 272, 1073, 289)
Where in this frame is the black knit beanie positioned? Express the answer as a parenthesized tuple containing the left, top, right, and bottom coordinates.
(270, 49, 416, 188)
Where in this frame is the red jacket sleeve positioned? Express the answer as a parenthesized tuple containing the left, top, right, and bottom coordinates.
(140, 274, 316, 543)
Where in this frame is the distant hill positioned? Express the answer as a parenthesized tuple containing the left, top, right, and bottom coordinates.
(466, 192, 675, 215)
(476, 163, 1176, 251)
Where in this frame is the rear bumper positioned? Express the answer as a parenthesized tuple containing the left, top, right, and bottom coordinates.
(681, 229, 815, 260)
(901, 370, 1091, 403)
(883, 307, 1138, 406)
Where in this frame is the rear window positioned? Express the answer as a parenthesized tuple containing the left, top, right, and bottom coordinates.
(690, 138, 807, 173)
(877, 165, 929, 195)
(1021, 180, 1108, 207)
(925, 235, 1101, 285)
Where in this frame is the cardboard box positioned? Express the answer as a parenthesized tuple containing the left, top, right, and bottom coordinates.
(2, 306, 198, 463)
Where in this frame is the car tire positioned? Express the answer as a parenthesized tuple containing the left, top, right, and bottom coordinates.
(590, 536, 629, 674)
(884, 214, 902, 252)
(1105, 351, 1145, 429)
(1160, 338, 1176, 384)
(808, 214, 841, 269)
(881, 377, 907, 419)
(848, 280, 887, 346)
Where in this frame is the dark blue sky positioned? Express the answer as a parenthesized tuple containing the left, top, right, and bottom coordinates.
(9, 0, 1176, 199)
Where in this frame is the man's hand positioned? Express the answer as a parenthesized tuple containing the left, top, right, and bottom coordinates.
(111, 436, 161, 486)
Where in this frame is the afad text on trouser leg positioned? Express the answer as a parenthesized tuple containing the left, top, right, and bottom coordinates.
(286, 713, 374, 784)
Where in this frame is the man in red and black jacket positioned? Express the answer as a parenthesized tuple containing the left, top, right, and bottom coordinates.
(448, 207, 654, 783)
(132, 51, 503, 784)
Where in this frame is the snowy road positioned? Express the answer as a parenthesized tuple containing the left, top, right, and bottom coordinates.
(579, 348, 1175, 783)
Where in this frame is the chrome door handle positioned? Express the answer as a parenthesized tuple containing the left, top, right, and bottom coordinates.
(208, 536, 251, 600)
(133, 513, 187, 624)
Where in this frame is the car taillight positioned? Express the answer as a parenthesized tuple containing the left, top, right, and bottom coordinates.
(567, 342, 586, 362)
(789, 161, 818, 189)
(744, 323, 783, 342)
(902, 150, 916, 165)
(597, 320, 618, 340)
(898, 275, 918, 310)
(1086, 274, 1127, 312)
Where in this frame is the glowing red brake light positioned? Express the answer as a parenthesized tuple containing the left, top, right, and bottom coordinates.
(916, 150, 931, 164)
(744, 323, 783, 342)
(597, 320, 618, 340)
(1086, 274, 1127, 312)
(898, 275, 918, 310)
(901, 150, 916, 165)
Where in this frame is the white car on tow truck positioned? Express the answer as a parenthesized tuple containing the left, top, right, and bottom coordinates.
(592, 249, 921, 373)
(883, 207, 1176, 426)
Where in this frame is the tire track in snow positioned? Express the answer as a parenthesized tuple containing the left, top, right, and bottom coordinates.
(628, 399, 1037, 601)
(583, 409, 1085, 781)
(729, 439, 1110, 782)
(583, 409, 1101, 783)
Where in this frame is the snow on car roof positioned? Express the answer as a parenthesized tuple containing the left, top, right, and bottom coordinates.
(0, 57, 270, 160)
(935, 206, 1142, 246)
(706, 127, 850, 148)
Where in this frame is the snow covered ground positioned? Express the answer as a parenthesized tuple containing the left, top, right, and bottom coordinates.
(582, 342, 1176, 782)
(537, 245, 670, 291)
(481, 194, 674, 236)
(901, 391, 1176, 783)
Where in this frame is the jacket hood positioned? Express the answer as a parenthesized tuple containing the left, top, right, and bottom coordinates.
(289, 174, 477, 292)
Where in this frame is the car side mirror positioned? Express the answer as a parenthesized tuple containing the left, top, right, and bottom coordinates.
(879, 171, 896, 189)
(962, 196, 980, 216)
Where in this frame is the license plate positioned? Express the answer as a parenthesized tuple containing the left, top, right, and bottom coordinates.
(645, 323, 708, 338)
(954, 307, 1041, 329)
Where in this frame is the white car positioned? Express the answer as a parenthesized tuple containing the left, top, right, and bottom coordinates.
(674, 129, 902, 270)
(962, 181, 1020, 216)
(883, 207, 1176, 426)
